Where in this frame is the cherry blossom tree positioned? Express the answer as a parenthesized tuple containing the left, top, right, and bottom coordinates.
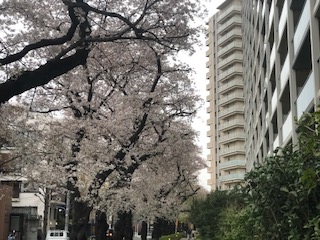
(1, 41, 204, 240)
(0, 1, 206, 239)
(0, 0, 203, 104)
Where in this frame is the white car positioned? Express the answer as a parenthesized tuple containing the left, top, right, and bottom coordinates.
(46, 230, 69, 240)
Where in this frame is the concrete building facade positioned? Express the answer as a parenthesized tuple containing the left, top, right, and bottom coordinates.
(206, 0, 320, 190)
(242, 0, 320, 170)
(206, 0, 246, 190)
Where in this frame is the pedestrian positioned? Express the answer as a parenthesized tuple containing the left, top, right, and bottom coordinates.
(8, 231, 15, 240)
(186, 229, 191, 240)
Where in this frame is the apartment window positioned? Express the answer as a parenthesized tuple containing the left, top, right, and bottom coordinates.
(12, 181, 21, 198)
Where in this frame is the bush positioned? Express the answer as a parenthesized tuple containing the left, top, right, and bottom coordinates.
(159, 232, 184, 240)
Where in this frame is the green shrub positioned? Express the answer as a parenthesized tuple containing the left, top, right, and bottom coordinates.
(159, 232, 184, 240)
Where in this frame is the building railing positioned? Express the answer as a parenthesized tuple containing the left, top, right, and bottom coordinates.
(218, 16, 242, 34)
(278, 0, 288, 39)
(296, 71, 314, 119)
(219, 118, 245, 130)
(218, 66, 243, 81)
(217, 5, 242, 24)
(220, 146, 245, 155)
(218, 53, 243, 69)
(219, 173, 245, 182)
(220, 160, 246, 170)
(219, 132, 245, 142)
(219, 92, 244, 105)
(219, 104, 244, 117)
(293, 1, 310, 55)
(218, 79, 243, 92)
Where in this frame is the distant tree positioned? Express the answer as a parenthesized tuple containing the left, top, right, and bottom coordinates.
(190, 190, 236, 240)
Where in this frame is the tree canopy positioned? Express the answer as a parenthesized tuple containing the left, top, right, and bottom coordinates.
(0, 0, 203, 103)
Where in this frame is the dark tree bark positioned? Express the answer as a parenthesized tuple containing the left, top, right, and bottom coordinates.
(152, 218, 175, 240)
(95, 211, 109, 240)
(151, 219, 161, 240)
(141, 221, 147, 240)
(124, 212, 133, 240)
(114, 211, 133, 240)
(42, 188, 51, 240)
(0, 48, 89, 104)
(70, 199, 92, 240)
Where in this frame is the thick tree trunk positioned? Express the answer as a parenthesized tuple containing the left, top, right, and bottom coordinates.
(70, 200, 92, 240)
(141, 221, 147, 240)
(42, 188, 50, 240)
(114, 211, 133, 240)
(152, 218, 175, 240)
(95, 211, 109, 240)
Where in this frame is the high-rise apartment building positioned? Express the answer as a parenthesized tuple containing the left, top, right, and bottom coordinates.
(207, 0, 320, 190)
(242, 0, 320, 170)
(206, 0, 246, 190)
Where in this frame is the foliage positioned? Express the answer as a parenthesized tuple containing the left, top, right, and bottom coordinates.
(159, 233, 184, 240)
(215, 205, 253, 240)
(190, 190, 246, 240)
(190, 110, 320, 240)
(244, 109, 320, 239)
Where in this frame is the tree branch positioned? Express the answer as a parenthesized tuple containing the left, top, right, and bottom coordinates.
(0, 48, 90, 104)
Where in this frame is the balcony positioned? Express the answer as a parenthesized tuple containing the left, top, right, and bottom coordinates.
(206, 71, 211, 79)
(218, 53, 243, 69)
(219, 118, 245, 131)
(269, 1, 275, 32)
(218, 40, 243, 58)
(220, 160, 246, 170)
(270, 43, 276, 70)
(218, 16, 242, 35)
(296, 72, 314, 119)
(217, 5, 242, 24)
(219, 92, 244, 106)
(282, 111, 293, 143)
(217, 29, 242, 47)
(219, 132, 245, 143)
(280, 54, 290, 91)
(206, 38, 211, 46)
(278, 0, 288, 39)
(273, 135, 280, 150)
(219, 104, 244, 118)
(206, 82, 212, 91)
(261, 0, 266, 18)
(293, 1, 310, 55)
(219, 173, 245, 182)
(206, 60, 211, 68)
(218, 66, 243, 81)
(207, 166, 214, 173)
(220, 146, 245, 156)
(271, 87, 278, 114)
(265, 112, 270, 128)
(218, 79, 243, 93)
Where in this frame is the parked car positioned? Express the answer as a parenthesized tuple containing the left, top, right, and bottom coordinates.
(46, 230, 69, 240)
(106, 229, 114, 240)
